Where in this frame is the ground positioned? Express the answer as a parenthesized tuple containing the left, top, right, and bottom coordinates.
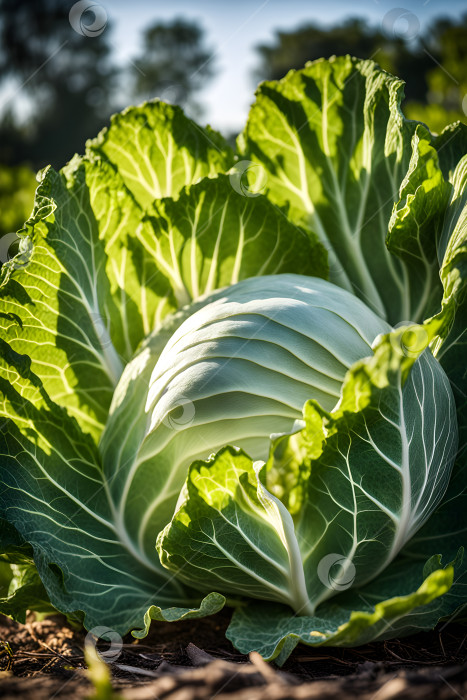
(0, 611, 466, 699)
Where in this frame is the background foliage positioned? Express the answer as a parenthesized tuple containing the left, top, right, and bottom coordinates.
(0, 2, 466, 252)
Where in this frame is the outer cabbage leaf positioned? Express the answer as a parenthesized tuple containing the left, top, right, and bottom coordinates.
(427, 151, 467, 591)
(386, 128, 449, 320)
(158, 448, 313, 611)
(0, 562, 55, 623)
(227, 426, 466, 663)
(157, 326, 458, 648)
(226, 555, 458, 664)
(0, 346, 225, 632)
(238, 55, 444, 324)
(434, 122, 467, 181)
(0, 104, 234, 440)
(88, 101, 232, 205)
(228, 451, 467, 663)
(431, 153, 467, 419)
(401, 145, 467, 637)
(388, 124, 467, 639)
(0, 519, 54, 622)
(400, 463, 467, 627)
(138, 174, 327, 306)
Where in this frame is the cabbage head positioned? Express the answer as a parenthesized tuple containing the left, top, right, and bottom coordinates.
(0, 56, 466, 662)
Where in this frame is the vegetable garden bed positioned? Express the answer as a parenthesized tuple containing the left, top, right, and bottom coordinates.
(1, 614, 466, 699)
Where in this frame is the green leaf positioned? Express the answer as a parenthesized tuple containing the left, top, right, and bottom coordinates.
(403, 461, 467, 569)
(1, 162, 124, 439)
(0, 518, 54, 623)
(158, 326, 457, 619)
(0, 518, 33, 562)
(402, 140, 467, 636)
(133, 592, 226, 638)
(226, 555, 457, 664)
(429, 154, 467, 446)
(401, 451, 467, 628)
(274, 328, 456, 611)
(437, 154, 467, 278)
(138, 174, 327, 306)
(434, 122, 467, 180)
(0, 562, 55, 623)
(0, 353, 224, 633)
(89, 101, 233, 206)
(0, 104, 233, 440)
(157, 447, 313, 613)
(387, 127, 449, 320)
(239, 56, 441, 324)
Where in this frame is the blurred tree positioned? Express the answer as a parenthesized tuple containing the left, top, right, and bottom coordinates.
(254, 16, 467, 131)
(254, 18, 436, 103)
(405, 15, 467, 133)
(131, 18, 216, 119)
(0, 163, 36, 269)
(0, 164, 36, 238)
(0, 0, 117, 169)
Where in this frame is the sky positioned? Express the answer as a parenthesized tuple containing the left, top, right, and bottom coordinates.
(105, 0, 465, 133)
(0, 0, 463, 135)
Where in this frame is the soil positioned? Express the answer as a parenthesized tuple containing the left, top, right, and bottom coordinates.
(0, 611, 466, 699)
